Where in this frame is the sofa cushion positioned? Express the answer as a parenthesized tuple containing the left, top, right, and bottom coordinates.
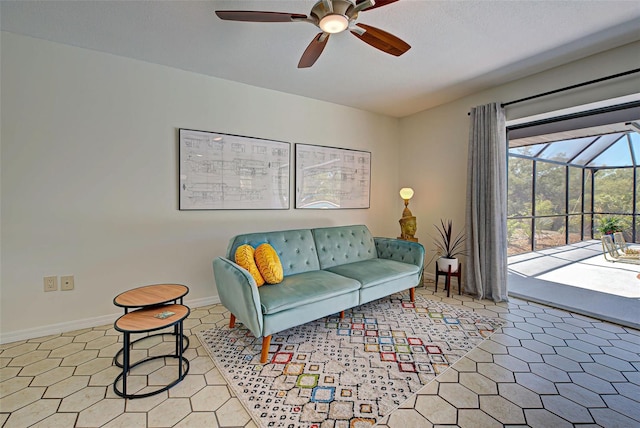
(255, 243, 284, 284)
(227, 229, 320, 276)
(234, 244, 265, 286)
(312, 225, 378, 270)
(258, 270, 361, 315)
(324, 258, 420, 289)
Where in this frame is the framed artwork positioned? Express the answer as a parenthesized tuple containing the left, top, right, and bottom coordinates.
(295, 144, 371, 209)
(179, 129, 290, 210)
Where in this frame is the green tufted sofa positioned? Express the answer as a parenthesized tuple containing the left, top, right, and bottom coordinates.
(212, 224, 425, 363)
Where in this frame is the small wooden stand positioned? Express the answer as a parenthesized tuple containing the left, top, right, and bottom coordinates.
(435, 262, 462, 298)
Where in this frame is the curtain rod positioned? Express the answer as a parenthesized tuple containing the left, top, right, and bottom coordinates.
(501, 68, 640, 108)
(467, 68, 640, 115)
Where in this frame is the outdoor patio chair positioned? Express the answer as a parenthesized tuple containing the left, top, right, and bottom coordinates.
(612, 232, 640, 255)
(601, 234, 640, 264)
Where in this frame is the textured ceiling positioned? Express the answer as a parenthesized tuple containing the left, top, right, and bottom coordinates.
(1, 0, 640, 117)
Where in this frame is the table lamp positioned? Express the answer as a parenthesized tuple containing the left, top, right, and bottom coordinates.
(398, 187, 418, 242)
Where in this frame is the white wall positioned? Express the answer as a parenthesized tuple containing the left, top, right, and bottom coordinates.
(3, 32, 638, 342)
(399, 41, 640, 273)
(0, 33, 401, 342)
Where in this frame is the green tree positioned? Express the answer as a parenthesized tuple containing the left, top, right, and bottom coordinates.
(508, 156, 532, 216)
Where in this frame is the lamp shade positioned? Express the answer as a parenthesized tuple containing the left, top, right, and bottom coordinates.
(399, 187, 414, 200)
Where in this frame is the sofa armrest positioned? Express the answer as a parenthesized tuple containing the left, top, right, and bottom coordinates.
(374, 237, 425, 269)
(213, 257, 264, 338)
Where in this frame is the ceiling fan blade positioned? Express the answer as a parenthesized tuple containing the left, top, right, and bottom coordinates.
(356, 0, 399, 11)
(351, 23, 410, 56)
(298, 33, 330, 68)
(215, 10, 307, 22)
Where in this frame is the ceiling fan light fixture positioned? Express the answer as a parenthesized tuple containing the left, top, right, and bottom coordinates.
(319, 13, 349, 33)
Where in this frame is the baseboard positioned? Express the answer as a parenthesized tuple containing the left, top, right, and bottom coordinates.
(0, 295, 221, 345)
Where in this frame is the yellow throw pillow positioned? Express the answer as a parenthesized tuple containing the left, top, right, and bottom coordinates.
(255, 243, 284, 284)
(235, 244, 265, 287)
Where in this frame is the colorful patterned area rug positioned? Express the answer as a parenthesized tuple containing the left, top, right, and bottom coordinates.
(199, 294, 502, 428)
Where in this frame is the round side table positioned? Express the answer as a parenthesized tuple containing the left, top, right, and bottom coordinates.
(113, 304, 190, 399)
(112, 284, 190, 367)
(114, 283, 189, 311)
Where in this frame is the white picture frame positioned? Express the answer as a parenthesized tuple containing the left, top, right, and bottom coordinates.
(179, 129, 290, 210)
(295, 144, 371, 209)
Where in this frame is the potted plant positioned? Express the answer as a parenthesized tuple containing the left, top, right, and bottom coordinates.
(597, 215, 623, 236)
(432, 219, 466, 273)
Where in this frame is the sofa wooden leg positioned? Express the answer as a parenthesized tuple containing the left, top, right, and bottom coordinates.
(340, 311, 345, 319)
(410, 287, 415, 302)
(229, 313, 236, 328)
(260, 335, 272, 363)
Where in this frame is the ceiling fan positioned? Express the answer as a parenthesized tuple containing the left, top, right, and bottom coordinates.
(215, 0, 411, 68)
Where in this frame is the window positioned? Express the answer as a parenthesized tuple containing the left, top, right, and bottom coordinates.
(507, 101, 640, 255)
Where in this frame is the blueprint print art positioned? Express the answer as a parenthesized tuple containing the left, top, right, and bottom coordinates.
(179, 129, 290, 210)
(295, 144, 371, 209)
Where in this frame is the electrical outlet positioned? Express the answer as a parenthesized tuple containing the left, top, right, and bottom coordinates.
(61, 275, 74, 291)
(44, 276, 57, 292)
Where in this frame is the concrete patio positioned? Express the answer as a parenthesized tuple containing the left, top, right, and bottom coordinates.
(508, 240, 640, 329)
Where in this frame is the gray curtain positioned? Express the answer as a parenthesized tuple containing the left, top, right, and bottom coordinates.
(465, 103, 508, 302)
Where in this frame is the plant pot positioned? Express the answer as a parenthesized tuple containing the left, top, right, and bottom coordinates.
(437, 257, 459, 273)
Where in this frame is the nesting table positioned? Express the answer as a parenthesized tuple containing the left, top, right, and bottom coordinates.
(112, 284, 190, 399)
(113, 283, 189, 312)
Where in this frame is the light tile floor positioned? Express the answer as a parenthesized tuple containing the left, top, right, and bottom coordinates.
(1, 283, 639, 427)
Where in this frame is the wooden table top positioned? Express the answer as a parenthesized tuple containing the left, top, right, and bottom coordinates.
(113, 284, 189, 308)
(115, 304, 190, 333)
